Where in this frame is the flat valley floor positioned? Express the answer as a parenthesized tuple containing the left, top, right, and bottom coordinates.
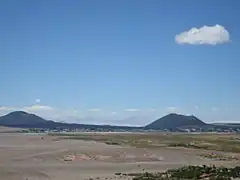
(0, 133, 239, 180)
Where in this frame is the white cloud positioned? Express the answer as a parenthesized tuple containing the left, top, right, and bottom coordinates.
(166, 106, 179, 113)
(0, 105, 54, 113)
(124, 108, 140, 112)
(175, 24, 230, 45)
(23, 105, 54, 111)
(0, 106, 15, 111)
(0, 106, 16, 116)
(35, 99, 41, 103)
(21, 105, 57, 119)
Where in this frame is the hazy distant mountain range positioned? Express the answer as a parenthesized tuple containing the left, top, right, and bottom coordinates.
(0, 111, 239, 130)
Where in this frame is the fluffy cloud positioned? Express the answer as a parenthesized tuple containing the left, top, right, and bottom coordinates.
(175, 24, 230, 45)
(35, 99, 41, 103)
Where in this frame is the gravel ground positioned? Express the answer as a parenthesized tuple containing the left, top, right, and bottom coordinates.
(0, 133, 238, 180)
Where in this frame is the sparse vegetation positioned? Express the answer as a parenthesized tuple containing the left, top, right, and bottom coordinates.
(129, 165, 240, 180)
(168, 142, 201, 149)
(200, 153, 240, 161)
(105, 141, 121, 145)
(49, 133, 240, 153)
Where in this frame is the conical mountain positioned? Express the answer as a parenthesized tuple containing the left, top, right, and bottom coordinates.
(0, 111, 47, 126)
(145, 113, 206, 129)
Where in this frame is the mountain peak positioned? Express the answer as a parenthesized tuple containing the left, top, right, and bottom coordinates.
(8, 111, 30, 116)
(168, 113, 194, 117)
(0, 111, 47, 126)
(145, 113, 205, 130)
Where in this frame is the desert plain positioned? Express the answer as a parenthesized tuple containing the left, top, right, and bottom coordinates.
(0, 130, 239, 180)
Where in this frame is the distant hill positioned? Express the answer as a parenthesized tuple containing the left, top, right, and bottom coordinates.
(145, 113, 207, 130)
(0, 111, 239, 131)
(0, 111, 140, 130)
(0, 111, 47, 126)
(212, 123, 240, 127)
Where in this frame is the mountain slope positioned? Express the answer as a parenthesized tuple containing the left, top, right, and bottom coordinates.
(0, 111, 47, 126)
(145, 113, 206, 130)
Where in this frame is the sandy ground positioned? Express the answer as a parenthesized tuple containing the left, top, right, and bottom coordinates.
(0, 133, 238, 180)
(0, 126, 23, 133)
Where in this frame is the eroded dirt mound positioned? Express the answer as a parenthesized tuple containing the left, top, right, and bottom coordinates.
(58, 149, 165, 163)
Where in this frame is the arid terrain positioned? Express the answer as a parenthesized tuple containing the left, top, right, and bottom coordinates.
(0, 131, 239, 180)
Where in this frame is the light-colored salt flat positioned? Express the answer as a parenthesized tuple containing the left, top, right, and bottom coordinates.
(0, 133, 237, 180)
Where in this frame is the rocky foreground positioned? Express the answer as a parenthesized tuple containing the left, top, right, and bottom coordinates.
(125, 165, 240, 180)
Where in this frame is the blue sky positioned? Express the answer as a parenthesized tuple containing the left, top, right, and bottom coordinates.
(0, 0, 239, 125)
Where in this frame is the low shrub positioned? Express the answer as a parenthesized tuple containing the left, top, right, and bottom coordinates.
(132, 165, 240, 180)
